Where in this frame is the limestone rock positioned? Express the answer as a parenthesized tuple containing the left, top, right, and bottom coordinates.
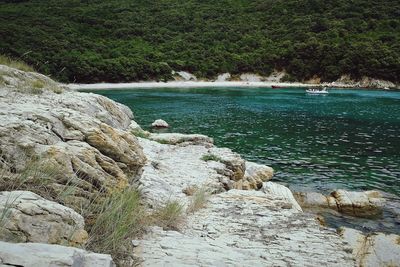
(216, 73, 231, 82)
(263, 182, 302, 211)
(0, 241, 115, 267)
(129, 120, 150, 137)
(294, 190, 385, 217)
(339, 227, 400, 267)
(294, 191, 330, 209)
(174, 71, 197, 81)
(265, 70, 286, 82)
(244, 161, 274, 182)
(151, 119, 169, 128)
(136, 189, 355, 266)
(209, 147, 246, 181)
(137, 138, 228, 206)
(240, 73, 263, 82)
(148, 132, 213, 145)
(0, 65, 146, 202)
(0, 191, 87, 245)
(331, 189, 384, 217)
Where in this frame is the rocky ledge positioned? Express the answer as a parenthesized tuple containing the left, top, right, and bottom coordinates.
(1, 65, 399, 267)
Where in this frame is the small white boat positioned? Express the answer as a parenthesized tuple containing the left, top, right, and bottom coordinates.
(306, 87, 329, 94)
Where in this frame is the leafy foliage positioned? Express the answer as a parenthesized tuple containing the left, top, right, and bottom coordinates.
(1, 0, 399, 83)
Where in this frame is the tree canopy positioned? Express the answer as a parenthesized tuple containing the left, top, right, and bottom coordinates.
(1, 0, 399, 83)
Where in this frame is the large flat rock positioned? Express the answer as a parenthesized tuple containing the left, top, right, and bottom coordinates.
(0, 241, 115, 267)
(136, 189, 355, 266)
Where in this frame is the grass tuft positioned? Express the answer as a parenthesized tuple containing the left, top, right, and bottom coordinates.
(86, 188, 146, 260)
(152, 200, 185, 231)
(187, 187, 209, 214)
(0, 55, 34, 72)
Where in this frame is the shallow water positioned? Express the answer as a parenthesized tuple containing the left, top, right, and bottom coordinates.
(89, 87, 400, 233)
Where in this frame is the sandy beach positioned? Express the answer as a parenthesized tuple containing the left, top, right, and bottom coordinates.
(68, 81, 321, 90)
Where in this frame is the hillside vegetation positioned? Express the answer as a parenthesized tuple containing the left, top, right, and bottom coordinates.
(1, 0, 399, 83)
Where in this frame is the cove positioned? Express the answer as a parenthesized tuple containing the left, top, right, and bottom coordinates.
(88, 87, 400, 233)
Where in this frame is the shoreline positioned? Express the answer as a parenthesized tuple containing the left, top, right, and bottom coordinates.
(68, 81, 315, 90)
(68, 80, 381, 90)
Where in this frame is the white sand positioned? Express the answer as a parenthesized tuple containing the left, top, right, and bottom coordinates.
(68, 81, 321, 90)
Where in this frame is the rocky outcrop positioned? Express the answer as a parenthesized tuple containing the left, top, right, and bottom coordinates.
(173, 71, 197, 81)
(265, 70, 286, 82)
(0, 241, 115, 267)
(137, 137, 234, 206)
(135, 189, 355, 266)
(294, 189, 385, 217)
(242, 161, 274, 189)
(151, 119, 169, 128)
(339, 227, 400, 267)
(216, 73, 231, 82)
(331, 74, 398, 89)
(0, 191, 87, 245)
(208, 146, 246, 181)
(133, 132, 358, 266)
(0, 65, 146, 205)
(149, 133, 213, 145)
(240, 73, 263, 82)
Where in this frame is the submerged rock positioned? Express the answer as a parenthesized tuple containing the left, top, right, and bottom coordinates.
(0, 191, 87, 245)
(0, 241, 115, 267)
(294, 189, 385, 217)
(339, 227, 400, 267)
(151, 119, 169, 128)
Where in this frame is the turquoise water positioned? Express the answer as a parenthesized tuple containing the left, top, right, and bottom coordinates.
(89, 87, 400, 232)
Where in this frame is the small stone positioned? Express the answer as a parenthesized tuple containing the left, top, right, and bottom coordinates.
(151, 119, 169, 128)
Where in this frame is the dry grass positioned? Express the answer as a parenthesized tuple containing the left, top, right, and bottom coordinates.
(0, 155, 191, 265)
(152, 200, 185, 231)
(0, 55, 34, 72)
(187, 187, 210, 214)
(85, 188, 146, 260)
(0, 157, 63, 195)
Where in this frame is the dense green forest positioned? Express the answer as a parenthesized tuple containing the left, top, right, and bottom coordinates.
(1, 0, 399, 83)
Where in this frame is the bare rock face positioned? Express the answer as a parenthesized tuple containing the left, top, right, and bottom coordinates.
(242, 161, 274, 189)
(0, 65, 146, 202)
(0, 191, 87, 245)
(216, 73, 231, 82)
(136, 189, 355, 266)
(0, 241, 115, 267)
(339, 227, 400, 267)
(209, 147, 246, 181)
(331, 189, 384, 217)
(294, 189, 385, 217)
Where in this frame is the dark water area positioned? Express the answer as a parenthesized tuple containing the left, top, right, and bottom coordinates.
(87, 87, 400, 234)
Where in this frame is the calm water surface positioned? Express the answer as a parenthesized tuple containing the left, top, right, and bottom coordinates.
(89, 87, 400, 233)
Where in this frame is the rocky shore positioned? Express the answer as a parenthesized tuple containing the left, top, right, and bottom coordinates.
(0, 65, 399, 266)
